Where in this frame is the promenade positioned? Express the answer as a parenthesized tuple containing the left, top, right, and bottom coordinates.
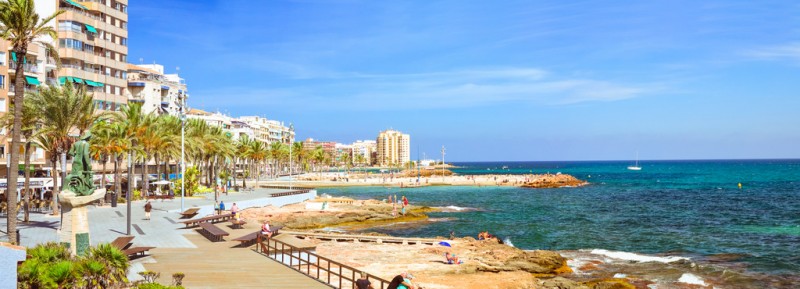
(1, 187, 328, 287)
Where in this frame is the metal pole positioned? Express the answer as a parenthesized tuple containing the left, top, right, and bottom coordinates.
(289, 136, 292, 190)
(441, 146, 445, 183)
(127, 150, 132, 235)
(181, 110, 185, 212)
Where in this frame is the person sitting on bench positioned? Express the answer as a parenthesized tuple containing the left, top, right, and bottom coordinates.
(261, 221, 273, 238)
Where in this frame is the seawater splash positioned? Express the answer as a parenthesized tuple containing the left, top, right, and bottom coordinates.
(678, 273, 707, 286)
(436, 205, 481, 212)
(503, 237, 514, 247)
(587, 249, 688, 263)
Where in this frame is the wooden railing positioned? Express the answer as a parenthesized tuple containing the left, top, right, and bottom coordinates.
(258, 235, 391, 289)
(260, 185, 315, 190)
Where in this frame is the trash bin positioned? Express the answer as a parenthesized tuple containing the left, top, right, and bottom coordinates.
(110, 192, 117, 207)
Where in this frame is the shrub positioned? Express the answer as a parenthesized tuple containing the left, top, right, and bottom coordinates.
(174, 166, 200, 196)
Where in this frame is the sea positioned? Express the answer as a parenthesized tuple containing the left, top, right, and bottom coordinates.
(318, 159, 800, 288)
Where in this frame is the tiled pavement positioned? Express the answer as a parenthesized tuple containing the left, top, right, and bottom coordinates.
(1, 188, 317, 248)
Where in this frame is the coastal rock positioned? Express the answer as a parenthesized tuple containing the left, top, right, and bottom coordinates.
(540, 277, 591, 289)
(521, 174, 588, 188)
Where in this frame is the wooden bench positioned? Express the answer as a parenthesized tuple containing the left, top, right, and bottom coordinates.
(199, 222, 229, 242)
(179, 213, 234, 228)
(179, 208, 201, 219)
(109, 236, 155, 259)
(233, 231, 261, 247)
(230, 219, 247, 229)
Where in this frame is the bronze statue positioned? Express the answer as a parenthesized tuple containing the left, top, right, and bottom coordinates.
(66, 131, 95, 196)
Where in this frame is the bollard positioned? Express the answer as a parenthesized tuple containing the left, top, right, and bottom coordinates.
(16, 229, 20, 245)
(111, 192, 117, 207)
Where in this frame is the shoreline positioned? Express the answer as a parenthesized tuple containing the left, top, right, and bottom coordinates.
(238, 195, 791, 289)
(263, 172, 588, 189)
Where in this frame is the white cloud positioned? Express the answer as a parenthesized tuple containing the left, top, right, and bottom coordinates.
(745, 43, 800, 62)
(193, 67, 651, 111)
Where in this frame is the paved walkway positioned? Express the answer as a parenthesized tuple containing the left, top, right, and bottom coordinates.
(142, 225, 330, 288)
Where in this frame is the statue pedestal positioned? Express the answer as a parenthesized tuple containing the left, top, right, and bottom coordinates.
(58, 189, 105, 256)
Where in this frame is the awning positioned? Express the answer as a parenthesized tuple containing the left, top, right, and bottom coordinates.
(59, 76, 67, 85)
(72, 78, 84, 84)
(128, 82, 145, 87)
(64, 0, 87, 10)
(10, 52, 26, 64)
(25, 76, 40, 86)
(85, 24, 97, 34)
(161, 85, 170, 90)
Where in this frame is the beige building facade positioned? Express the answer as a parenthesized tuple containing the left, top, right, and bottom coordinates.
(376, 129, 410, 166)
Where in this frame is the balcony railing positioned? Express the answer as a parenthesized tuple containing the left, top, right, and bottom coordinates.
(9, 62, 39, 74)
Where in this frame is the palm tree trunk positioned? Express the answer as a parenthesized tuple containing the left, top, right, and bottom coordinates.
(7, 47, 29, 244)
(155, 153, 160, 181)
(114, 155, 120, 197)
(101, 156, 107, 190)
(143, 154, 150, 197)
(22, 142, 32, 223)
(50, 155, 59, 216)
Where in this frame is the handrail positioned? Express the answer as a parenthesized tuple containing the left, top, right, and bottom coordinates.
(260, 185, 315, 190)
(258, 235, 392, 289)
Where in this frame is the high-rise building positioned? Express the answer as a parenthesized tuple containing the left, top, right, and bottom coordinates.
(48, 0, 129, 112)
(376, 129, 410, 166)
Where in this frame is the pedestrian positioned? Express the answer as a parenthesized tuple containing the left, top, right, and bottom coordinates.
(231, 202, 239, 217)
(219, 201, 226, 215)
(144, 201, 152, 220)
(214, 201, 220, 215)
(261, 220, 273, 238)
(387, 272, 413, 289)
(356, 272, 374, 289)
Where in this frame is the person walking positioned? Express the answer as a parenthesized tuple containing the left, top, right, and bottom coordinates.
(144, 201, 152, 220)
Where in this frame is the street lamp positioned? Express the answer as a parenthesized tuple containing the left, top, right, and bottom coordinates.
(180, 96, 186, 212)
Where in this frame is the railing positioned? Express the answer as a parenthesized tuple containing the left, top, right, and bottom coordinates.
(260, 185, 315, 190)
(257, 235, 392, 289)
(9, 62, 39, 74)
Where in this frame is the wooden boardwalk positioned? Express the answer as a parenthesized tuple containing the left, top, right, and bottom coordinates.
(143, 227, 330, 288)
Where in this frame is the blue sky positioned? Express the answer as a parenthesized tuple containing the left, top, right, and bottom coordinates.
(129, 0, 800, 161)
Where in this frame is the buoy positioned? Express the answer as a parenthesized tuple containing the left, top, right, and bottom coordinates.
(738, 183, 742, 189)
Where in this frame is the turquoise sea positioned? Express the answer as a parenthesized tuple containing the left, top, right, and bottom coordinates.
(319, 159, 800, 287)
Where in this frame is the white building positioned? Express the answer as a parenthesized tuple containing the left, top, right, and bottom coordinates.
(127, 64, 187, 116)
(351, 140, 377, 165)
(238, 116, 294, 144)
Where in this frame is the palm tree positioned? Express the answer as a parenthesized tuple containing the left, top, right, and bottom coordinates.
(235, 135, 255, 190)
(0, 90, 41, 222)
(0, 0, 63, 245)
(31, 83, 91, 216)
(248, 140, 268, 187)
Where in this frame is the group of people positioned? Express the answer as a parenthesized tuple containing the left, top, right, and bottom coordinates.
(354, 271, 420, 289)
(477, 231, 496, 240)
(388, 195, 410, 217)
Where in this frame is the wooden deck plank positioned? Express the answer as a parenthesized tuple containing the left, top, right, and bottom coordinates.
(142, 228, 330, 288)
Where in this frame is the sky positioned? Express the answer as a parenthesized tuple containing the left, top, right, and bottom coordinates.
(128, 0, 800, 161)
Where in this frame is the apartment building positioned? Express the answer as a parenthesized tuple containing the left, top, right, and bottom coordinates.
(126, 63, 187, 116)
(351, 140, 377, 165)
(376, 129, 410, 166)
(239, 116, 294, 145)
(46, 0, 129, 112)
(0, 40, 51, 177)
(186, 109, 233, 131)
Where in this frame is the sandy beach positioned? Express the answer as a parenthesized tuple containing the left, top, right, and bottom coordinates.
(263, 171, 587, 188)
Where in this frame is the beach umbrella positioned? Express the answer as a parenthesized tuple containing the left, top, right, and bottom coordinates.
(438, 241, 451, 247)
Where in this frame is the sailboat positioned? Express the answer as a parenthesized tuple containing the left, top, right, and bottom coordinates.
(627, 152, 642, 171)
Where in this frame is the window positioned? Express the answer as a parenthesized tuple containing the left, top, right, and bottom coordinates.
(121, 21, 127, 29)
(58, 21, 82, 33)
(120, 54, 126, 62)
(58, 38, 84, 51)
(0, 98, 5, 112)
(0, 145, 5, 154)
(120, 37, 127, 46)
(0, 52, 5, 66)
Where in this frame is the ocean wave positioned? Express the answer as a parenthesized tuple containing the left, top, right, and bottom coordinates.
(585, 249, 689, 263)
(427, 217, 458, 222)
(503, 237, 515, 247)
(436, 205, 481, 212)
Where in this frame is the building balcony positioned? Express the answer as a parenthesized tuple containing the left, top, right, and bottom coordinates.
(9, 62, 40, 75)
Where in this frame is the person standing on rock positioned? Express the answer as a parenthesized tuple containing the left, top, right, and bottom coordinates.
(144, 201, 152, 220)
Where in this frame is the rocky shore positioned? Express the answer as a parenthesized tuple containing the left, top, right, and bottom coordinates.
(238, 197, 653, 289)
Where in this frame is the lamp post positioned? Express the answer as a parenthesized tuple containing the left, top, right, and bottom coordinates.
(180, 96, 186, 212)
(289, 127, 292, 190)
(441, 146, 446, 183)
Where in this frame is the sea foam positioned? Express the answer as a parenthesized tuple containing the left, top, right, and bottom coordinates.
(588, 249, 689, 263)
(436, 205, 480, 212)
(678, 273, 707, 286)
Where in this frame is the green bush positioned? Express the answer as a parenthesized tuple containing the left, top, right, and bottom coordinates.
(174, 166, 200, 196)
(18, 242, 129, 289)
(132, 189, 143, 201)
(136, 283, 184, 289)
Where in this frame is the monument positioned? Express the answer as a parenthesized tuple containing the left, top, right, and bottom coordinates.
(58, 131, 106, 255)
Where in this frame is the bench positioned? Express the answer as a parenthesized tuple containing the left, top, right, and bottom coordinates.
(179, 213, 234, 228)
(230, 219, 247, 229)
(199, 222, 230, 242)
(123, 246, 155, 258)
(179, 208, 201, 219)
(109, 236, 155, 259)
(233, 231, 261, 247)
